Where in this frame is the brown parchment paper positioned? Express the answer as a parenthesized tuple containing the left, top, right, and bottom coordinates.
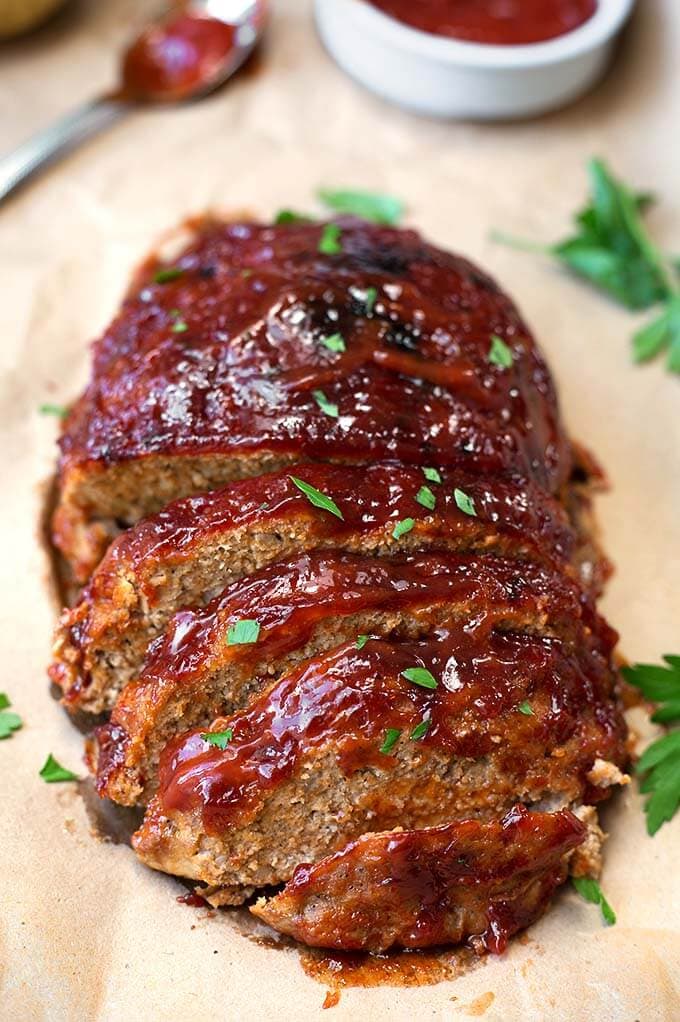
(1, 1, 679, 1018)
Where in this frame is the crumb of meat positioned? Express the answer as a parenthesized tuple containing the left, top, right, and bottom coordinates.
(569, 805, 605, 878)
(587, 758, 630, 789)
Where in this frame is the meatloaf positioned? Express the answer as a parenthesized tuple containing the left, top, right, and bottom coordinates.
(90, 549, 600, 805)
(51, 217, 572, 584)
(132, 624, 626, 906)
(48, 214, 628, 957)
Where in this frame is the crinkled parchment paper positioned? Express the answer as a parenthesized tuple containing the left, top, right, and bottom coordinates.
(0, 1, 678, 1018)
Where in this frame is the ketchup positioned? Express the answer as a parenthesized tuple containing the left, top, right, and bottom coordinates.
(369, 0, 597, 46)
(122, 13, 237, 101)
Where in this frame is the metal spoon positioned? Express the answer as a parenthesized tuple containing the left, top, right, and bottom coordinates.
(0, 0, 266, 205)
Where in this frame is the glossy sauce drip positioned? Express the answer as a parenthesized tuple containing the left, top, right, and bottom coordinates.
(155, 625, 625, 834)
(122, 13, 236, 101)
(141, 550, 584, 681)
(59, 220, 571, 495)
(369, 0, 597, 45)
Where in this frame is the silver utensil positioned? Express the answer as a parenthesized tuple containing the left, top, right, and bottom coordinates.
(0, 0, 265, 205)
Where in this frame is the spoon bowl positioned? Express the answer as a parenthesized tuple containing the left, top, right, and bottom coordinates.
(0, 0, 268, 204)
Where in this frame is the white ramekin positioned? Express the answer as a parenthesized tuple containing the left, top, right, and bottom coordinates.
(314, 0, 636, 120)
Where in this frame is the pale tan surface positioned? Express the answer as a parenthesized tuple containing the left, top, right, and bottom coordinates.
(1, 1, 679, 1019)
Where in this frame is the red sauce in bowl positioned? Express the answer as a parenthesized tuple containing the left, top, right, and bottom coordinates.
(368, 0, 597, 46)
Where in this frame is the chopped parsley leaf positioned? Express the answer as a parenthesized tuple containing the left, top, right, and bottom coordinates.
(454, 488, 477, 517)
(318, 189, 405, 226)
(517, 701, 534, 716)
(572, 876, 616, 926)
(275, 210, 312, 225)
(320, 332, 346, 353)
(364, 286, 378, 314)
(0, 710, 22, 740)
(410, 718, 431, 741)
(416, 485, 436, 511)
(423, 467, 442, 484)
(489, 334, 514, 368)
(318, 224, 343, 255)
(39, 754, 78, 783)
(289, 476, 344, 519)
(356, 634, 371, 650)
(39, 403, 68, 417)
(201, 729, 234, 750)
(154, 267, 183, 284)
(392, 517, 415, 540)
(313, 389, 339, 418)
(401, 667, 438, 690)
(226, 619, 261, 645)
(379, 728, 401, 754)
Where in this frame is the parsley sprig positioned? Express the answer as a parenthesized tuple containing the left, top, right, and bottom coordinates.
(622, 655, 680, 834)
(572, 876, 616, 926)
(318, 189, 404, 226)
(493, 159, 680, 373)
(0, 692, 22, 740)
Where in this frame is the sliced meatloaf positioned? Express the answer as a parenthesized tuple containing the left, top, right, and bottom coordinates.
(132, 624, 627, 907)
(52, 217, 573, 582)
(50, 462, 577, 715)
(251, 806, 586, 953)
(90, 550, 597, 805)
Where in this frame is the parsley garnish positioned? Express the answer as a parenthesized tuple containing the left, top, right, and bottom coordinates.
(289, 476, 344, 519)
(39, 403, 68, 417)
(226, 619, 261, 645)
(401, 667, 438, 690)
(275, 210, 312, 225)
(392, 517, 415, 540)
(0, 693, 22, 740)
(318, 189, 404, 226)
(493, 158, 680, 372)
(454, 488, 477, 517)
(517, 700, 534, 716)
(489, 335, 513, 368)
(423, 467, 442, 484)
(410, 717, 430, 741)
(319, 224, 343, 255)
(364, 286, 378, 314)
(201, 729, 234, 750)
(312, 389, 339, 418)
(571, 876, 616, 926)
(170, 311, 188, 333)
(154, 267, 183, 284)
(379, 728, 401, 754)
(39, 754, 78, 783)
(416, 485, 436, 511)
(320, 332, 346, 353)
(622, 655, 680, 833)
(356, 634, 371, 650)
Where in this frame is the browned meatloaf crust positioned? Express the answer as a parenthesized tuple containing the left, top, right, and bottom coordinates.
(52, 217, 573, 583)
(90, 549, 600, 805)
(132, 622, 626, 906)
(251, 806, 585, 953)
(50, 462, 579, 716)
(48, 215, 628, 955)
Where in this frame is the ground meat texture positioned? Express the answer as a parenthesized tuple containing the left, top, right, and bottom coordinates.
(49, 462, 579, 715)
(90, 550, 602, 805)
(131, 626, 627, 905)
(251, 806, 586, 953)
(52, 217, 573, 582)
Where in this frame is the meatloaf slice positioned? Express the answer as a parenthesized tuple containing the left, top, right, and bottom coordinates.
(53, 217, 573, 582)
(251, 806, 585, 953)
(91, 550, 595, 805)
(50, 462, 576, 715)
(132, 625, 627, 905)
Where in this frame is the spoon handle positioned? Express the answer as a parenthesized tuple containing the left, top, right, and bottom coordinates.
(0, 97, 128, 205)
